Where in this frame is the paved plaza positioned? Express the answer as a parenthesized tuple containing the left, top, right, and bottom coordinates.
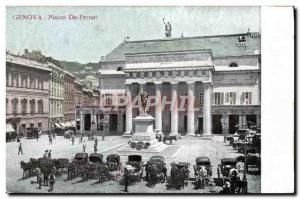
(6, 135, 260, 194)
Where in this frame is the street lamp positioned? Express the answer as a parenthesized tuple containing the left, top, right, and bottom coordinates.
(242, 142, 248, 193)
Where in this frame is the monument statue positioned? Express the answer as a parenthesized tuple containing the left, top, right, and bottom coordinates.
(138, 87, 148, 115)
(163, 18, 172, 37)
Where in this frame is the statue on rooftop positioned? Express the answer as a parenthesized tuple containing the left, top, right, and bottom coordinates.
(163, 18, 172, 37)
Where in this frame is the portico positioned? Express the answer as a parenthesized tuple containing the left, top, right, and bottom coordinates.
(122, 50, 214, 137)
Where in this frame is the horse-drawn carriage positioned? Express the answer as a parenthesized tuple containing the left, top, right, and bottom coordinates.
(64, 130, 74, 139)
(163, 134, 178, 144)
(237, 153, 261, 173)
(87, 153, 104, 179)
(124, 155, 143, 182)
(168, 162, 190, 190)
(218, 158, 247, 193)
(67, 153, 89, 180)
(193, 157, 212, 189)
(146, 156, 167, 186)
(106, 154, 121, 171)
(218, 158, 237, 178)
(26, 127, 39, 139)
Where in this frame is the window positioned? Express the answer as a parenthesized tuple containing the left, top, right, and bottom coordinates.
(12, 98, 18, 114)
(104, 94, 113, 106)
(199, 93, 204, 106)
(225, 92, 236, 105)
(38, 123, 42, 131)
(38, 79, 43, 89)
(30, 123, 34, 128)
(241, 92, 252, 105)
(30, 77, 35, 88)
(214, 92, 224, 105)
(12, 73, 18, 87)
(238, 36, 246, 42)
(21, 75, 27, 87)
(21, 99, 27, 114)
(97, 114, 104, 131)
(229, 62, 238, 67)
(30, 99, 35, 114)
(21, 124, 26, 134)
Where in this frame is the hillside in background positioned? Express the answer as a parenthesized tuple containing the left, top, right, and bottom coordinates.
(59, 60, 99, 73)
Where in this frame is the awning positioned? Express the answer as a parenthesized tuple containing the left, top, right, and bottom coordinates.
(60, 123, 67, 127)
(71, 121, 76, 126)
(65, 122, 72, 127)
(54, 123, 61, 128)
(6, 124, 15, 133)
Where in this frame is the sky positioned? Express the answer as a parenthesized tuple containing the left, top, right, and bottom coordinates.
(6, 6, 261, 63)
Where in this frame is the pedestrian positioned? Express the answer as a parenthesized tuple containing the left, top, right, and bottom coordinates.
(36, 133, 39, 141)
(44, 172, 49, 186)
(17, 143, 23, 155)
(102, 133, 105, 141)
(53, 133, 56, 140)
(71, 135, 75, 145)
(124, 167, 129, 192)
(82, 141, 86, 152)
(48, 150, 52, 158)
(49, 134, 53, 145)
(17, 136, 20, 142)
(37, 169, 42, 189)
(94, 137, 98, 146)
(94, 144, 97, 153)
(80, 134, 83, 144)
(49, 172, 55, 192)
(43, 150, 48, 158)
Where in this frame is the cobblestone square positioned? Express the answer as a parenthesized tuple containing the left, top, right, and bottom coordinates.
(6, 135, 260, 194)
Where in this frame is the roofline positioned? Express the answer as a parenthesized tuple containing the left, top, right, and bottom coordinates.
(125, 49, 214, 57)
(6, 60, 52, 72)
(124, 32, 260, 44)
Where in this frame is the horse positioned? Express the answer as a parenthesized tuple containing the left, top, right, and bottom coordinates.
(98, 164, 111, 183)
(20, 161, 33, 178)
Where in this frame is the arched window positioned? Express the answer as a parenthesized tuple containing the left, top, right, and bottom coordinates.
(21, 98, 27, 114)
(229, 62, 238, 67)
(38, 100, 43, 114)
(12, 98, 18, 114)
(30, 99, 35, 114)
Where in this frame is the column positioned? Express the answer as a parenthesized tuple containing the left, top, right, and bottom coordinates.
(154, 82, 162, 133)
(80, 110, 84, 134)
(187, 81, 195, 136)
(170, 82, 178, 136)
(123, 83, 132, 136)
(203, 82, 212, 136)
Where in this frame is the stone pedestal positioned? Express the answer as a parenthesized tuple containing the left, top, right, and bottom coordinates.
(118, 114, 167, 156)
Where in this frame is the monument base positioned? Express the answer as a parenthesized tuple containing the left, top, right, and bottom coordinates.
(118, 114, 168, 156)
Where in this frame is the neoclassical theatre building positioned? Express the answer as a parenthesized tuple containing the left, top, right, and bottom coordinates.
(76, 31, 261, 137)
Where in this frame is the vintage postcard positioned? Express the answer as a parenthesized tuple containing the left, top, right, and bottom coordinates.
(4, 5, 294, 195)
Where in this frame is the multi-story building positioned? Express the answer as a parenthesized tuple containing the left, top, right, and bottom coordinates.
(22, 49, 66, 131)
(77, 31, 261, 137)
(6, 53, 51, 136)
(48, 61, 65, 130)
(64, 70, 75, 122)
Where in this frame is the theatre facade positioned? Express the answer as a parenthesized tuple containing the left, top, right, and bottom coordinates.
(76, 32, 261, 137)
